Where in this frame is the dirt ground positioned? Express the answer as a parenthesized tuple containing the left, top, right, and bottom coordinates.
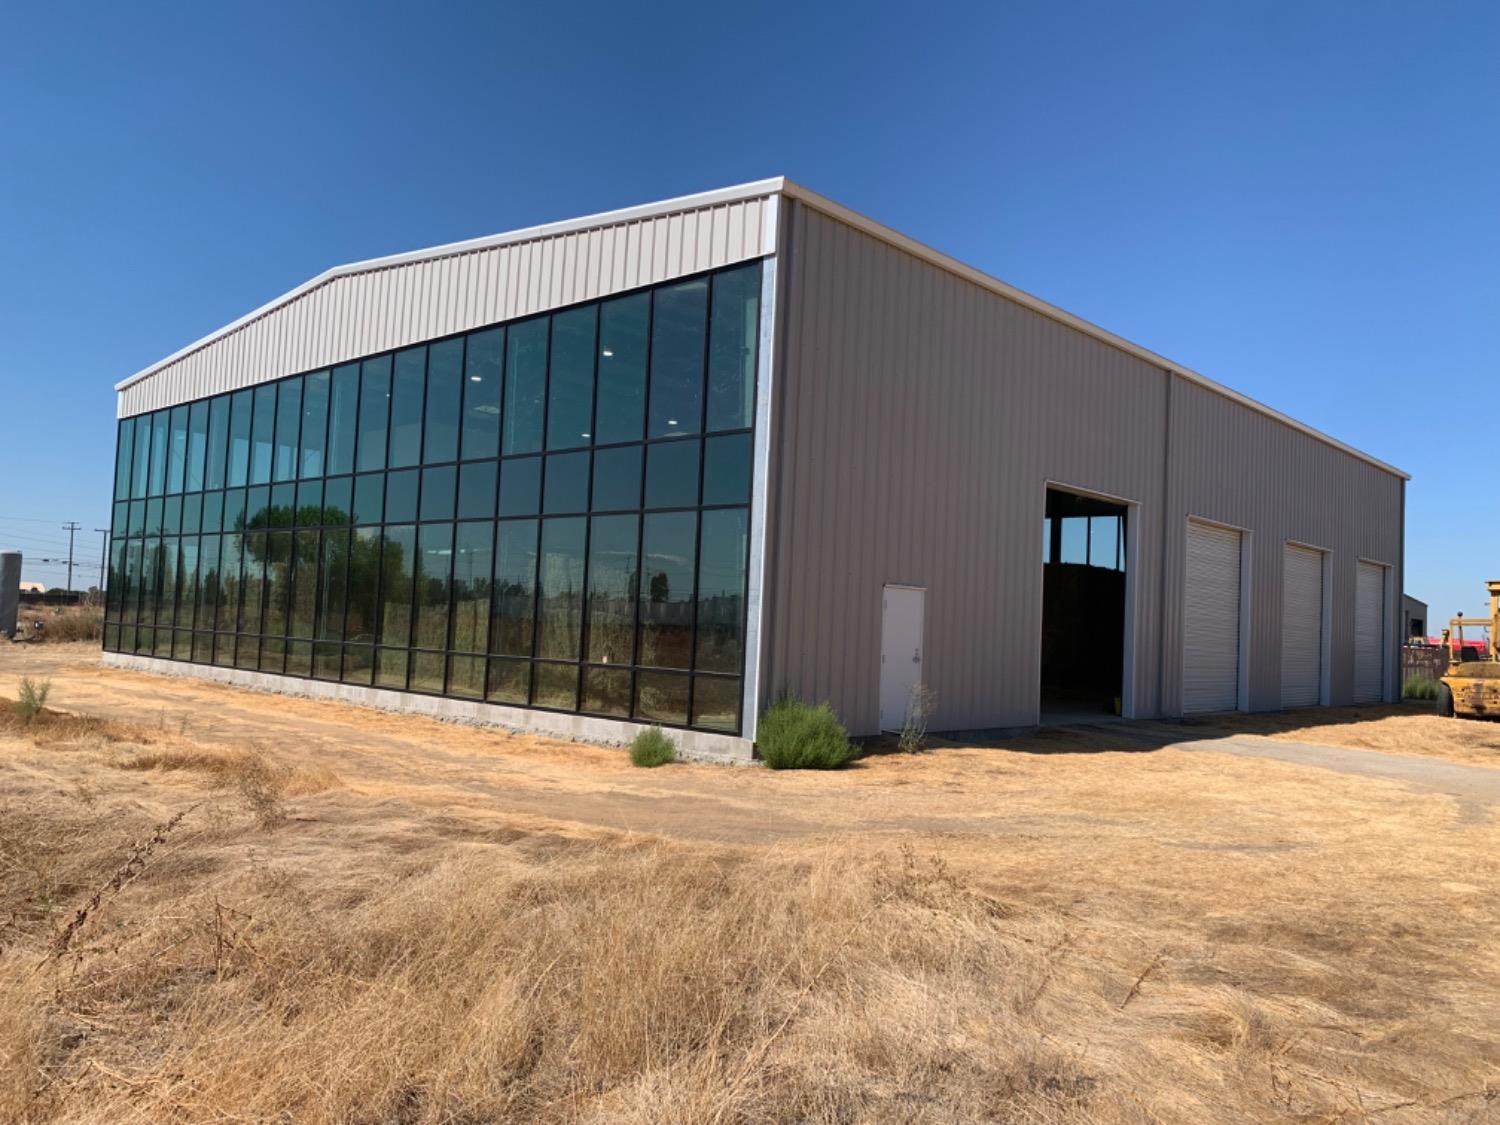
(2, 644, 1498, 1122)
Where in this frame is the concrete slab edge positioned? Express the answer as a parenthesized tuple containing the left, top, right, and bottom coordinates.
(99, 653, 758, 766)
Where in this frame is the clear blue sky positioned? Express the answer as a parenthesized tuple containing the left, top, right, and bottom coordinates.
(1, 1, 1495, 620)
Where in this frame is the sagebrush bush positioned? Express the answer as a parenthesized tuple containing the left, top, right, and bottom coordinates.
(629, 727, 676, 767)
(1403, 677, 1440, 701)
(16, 677, 51, 724)
(757, 698, 858, 770)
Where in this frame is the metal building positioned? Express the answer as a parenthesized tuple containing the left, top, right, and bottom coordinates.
(102, 178, 1407, 758)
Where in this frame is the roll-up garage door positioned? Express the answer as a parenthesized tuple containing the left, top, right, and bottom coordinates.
(1354, 561, 1387, 703)
(1281, 545, 1324, 708)
(1183, 520, 1242, 713)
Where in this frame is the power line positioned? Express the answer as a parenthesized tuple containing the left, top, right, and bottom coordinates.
(61, 522, 81, 594)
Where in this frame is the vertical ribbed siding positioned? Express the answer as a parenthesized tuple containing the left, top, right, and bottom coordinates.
(120, 198, 771, 418)
(766, 203, 1403, 735)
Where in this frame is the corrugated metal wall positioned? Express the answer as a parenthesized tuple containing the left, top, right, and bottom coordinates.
(764, 202, 1403, 735)
(119, 196, 773, 418)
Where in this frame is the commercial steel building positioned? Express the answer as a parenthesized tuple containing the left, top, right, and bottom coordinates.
(103, 178, 1407, 759)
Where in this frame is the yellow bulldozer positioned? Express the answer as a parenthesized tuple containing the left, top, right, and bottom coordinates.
(1437, 580, 1500, 718)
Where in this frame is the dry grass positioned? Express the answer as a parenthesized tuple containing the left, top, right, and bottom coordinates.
(16, 606, 104, 645)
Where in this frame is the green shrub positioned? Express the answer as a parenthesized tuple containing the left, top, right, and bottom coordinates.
(1403, 676, 1440, 701)
(757, 699, 858, 770)
(16, 676, 51, 724)
(629, 727, 676, 768)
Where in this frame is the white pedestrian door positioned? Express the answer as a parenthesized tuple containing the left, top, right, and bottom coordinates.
(1183, 520, 1242, 713)
(1354, 561, 1387, 703)
(1281, 544, 1324, 708)
(880, 586, 925, 731)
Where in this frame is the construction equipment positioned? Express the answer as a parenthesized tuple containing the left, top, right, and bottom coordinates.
(1437, 581, 1500, 718)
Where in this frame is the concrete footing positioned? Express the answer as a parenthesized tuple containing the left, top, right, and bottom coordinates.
(99, 653, 757, 765)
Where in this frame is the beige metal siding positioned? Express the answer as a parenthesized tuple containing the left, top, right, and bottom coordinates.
(119, 196, 773, 417)
(765, 202, 1404, 735)
(1182, 521, 1243, 713)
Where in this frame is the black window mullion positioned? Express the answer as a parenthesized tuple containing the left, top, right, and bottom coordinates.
(442, 338, 468, 685)
(576, 306, 603, 691)
(481, 334, 508, 700)
(525, 319, 553, 706)
(400, 346, 431, 690)
(626, 289, 655, 719)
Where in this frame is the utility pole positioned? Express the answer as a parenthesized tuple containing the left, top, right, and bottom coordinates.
(94, 528, 110, 607)
(61, 521, 81, 595)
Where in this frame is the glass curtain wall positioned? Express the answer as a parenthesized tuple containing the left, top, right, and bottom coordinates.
(104, 261, 762, 734)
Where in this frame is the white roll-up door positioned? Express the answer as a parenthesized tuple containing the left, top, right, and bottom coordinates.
(1354, 561, 1387, 703)
(1281, 545, 1324, 708)
(1183, 520, 1243, 713)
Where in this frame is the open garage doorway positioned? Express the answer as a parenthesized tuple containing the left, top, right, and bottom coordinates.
(1040, 488, 1129, 723)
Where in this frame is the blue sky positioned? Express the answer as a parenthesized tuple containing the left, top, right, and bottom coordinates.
(1, 1, 1495, 621)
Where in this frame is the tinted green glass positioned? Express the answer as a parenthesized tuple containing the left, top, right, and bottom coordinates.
(148, 411, 170, 497)
(503, 318, 547, 454)
(543, 451, 589, 514)
(389, 346, 425, 468)
(378, 526, 415, 646)
(412, 523, 453, 650)
(702, 433, 752, 506)
(547, 306, 596, 450)
(461, 328, 503, 460)
(205, 395, 230, 490)
(499, 457, 541, 517)
(582, 667, 631, 717)
(356, 356, 391, 472)
(131, 415, 152, 498)
(318, 529, 349, 640)
(533, 662, 578, 710)
(259, 637, 284, 673)
(166, 405, 189, 494)
(245, 485, 269, 531)
(590, 445, 641, 512)
(595, 293, 648, 445)
(706, 262, 760, 432)
(376, 647, 407, 689)
(249, 385, 276, 484)
(106, 540, 127, 622)
(155, 538, 178, 625)
(113, 500, 128, 536)
(635, 671, 689, 724)
(127, 501, 144, 537)
(586, 514, 638, 665)
(300, 371, 330, 478)
(264, 531, 293, 638)
(322, 476, 353, 525)
(226, 390, 253, 488)
(420, 465, 457, 522)
(450, 521, 494, 653)
(274, 376, 302, 481)
(486, 658, 530, 704)
(239, 532, 266, 633)
(490, 519, 537, 656)
(648, 279, 707, 439)
(313, 642, 341, 680)
(114, 418, 135, 501)
(409, 651, 446, 693)
(196, 536, 220, 629)
(296, 480, 323, 526)
(124, 540, 143, 620)
(286, 640, 313, 676)
(216, 533, 242, 631)
(447, 654, 484, 699)
(536, 517, 585, 660)
(181, 493, 203, 536)
(384, 470, 418, 523)
(162, 495, 182, 536)
(692, 676, 740, 731)
(346, 527, 381, 644)
(457, 460, 497, 520)
(186, 401, 209, 491)
(343, 645, 374, 685)
(145, 497, 164, 536)
(638, 511, 695, 669)
(175, 538, 199, 628)
(353, 474, 384, 525)
(269, 482, 296, 528)
(645, 439, 700, 509)
(695, 508, 748, 673)
(326, 364, 359, 476)
(424, 338, 463, 463)
(201, 492, 224, 538)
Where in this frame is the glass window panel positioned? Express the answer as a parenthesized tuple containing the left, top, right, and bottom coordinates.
(645, 439, 700, 509)
(461, 328, 503, 460)
(450, 521, 494, 654)
(155, 538, 178, 626)
(145, 497, 164, 537)
(384, 469, 418, 523)
(547, 305, 597, 450)
(148, 411, 170, 496)
(184, 401, 209, 493)
(124, 539, 143, 622)
(486, 658, 530, 704)
(533, 662, 578, 711)
(162, 495, 182, 536)
(166, 405, 189, 494)
(457, 460, 498, 520)
(327, 363, 360, 476)
(300, 371, 330, 478)
(586, 514, 638, 666)
(213, 631, 236, 668)
(286, 640, 313, 677)
(412, 523, 453, 650)
(702, 433, 752, 507)
(490, 519, 537, 656)
(245, 485, 270, 532)
(154, 626, 174, 659)
(696, 508, 748, 674)
(175, 538, 199, 628)
(692, 676, 740, 731)
(201, 491, 224, 536)
(260, 637, 285, 674)
(420, 465, 457, 523)
(114, 418, 135, 501)
(498, 457, 541, 517)
(342, 645, 374, 686)
(113, 500, 128, 537)
(239, 532, 266, 634)
(205, 396, 230, 491)
(409, 651, 446, 693)
(447, 654, 485, 699)
(536, 517, 585, 661)
(595, 292, 648, 445)
(590, 445, 642, 513)
(706, 263, 761, 432)
(226, 390, 253, 488)
(273, 376, 302, 482)
(317, 529, 349, 640)
(543, 451, 589, 514)
(353, 473, 384, 525)
(502, 318, 547, 455)
(378, 526, 415, 647)
(346, 527, 382, 644)
(356, 355, 392, 473)
(648, 279, 707, 439)
(313, 642, 341, 681)
(196, 535, 220, 629)
(216, 533, 242, 632)
(127, 501, 144, 538)
(251, 380, 280, 483)
(106, 539, 127, 622)
(389, 346, 426, 468)
(235, 633, 262, 670)
(635, 671, 689, 724)
(296, 480, 323, 527)
(289, 530, 319, 639)
(638, 511, 696, 669)
(322, 476, 353, 525)
(181, 492, 202, 536)
(269, 482, 296, 529)
(375, 647, 407, 690)
(424, 338, 463, 464)
(263, 531, 293, 638)
(138, 539, 161, 625)
(131, 415, 152, 499)
(582, 667, 631, 718)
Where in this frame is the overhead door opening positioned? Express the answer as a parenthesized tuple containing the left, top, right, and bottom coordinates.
(1281, 544, 1326, 708)
(1183, 519, 1244, 714)
(1039, 489, 1127, 722)
(1354, 561, 1388, 703)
